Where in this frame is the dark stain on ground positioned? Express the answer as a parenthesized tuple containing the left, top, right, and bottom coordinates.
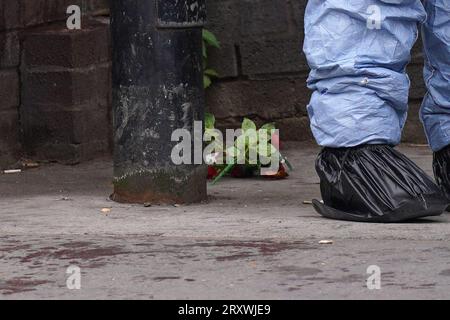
(37, 247, 58, 251)
(83, 261, 109, 269)
(295, 274, 362, 285)
(216, 251, 255, 262)
(326, 274, 362, 284)
(4, 238, 319, 283)
(0, 244, 32, 253)
(303, 276, 329, 281)
(383, 272, 396, 277)
(171, 240, 314, 253)
(421, 283, 437, 287)
(19, 246, 131, 263)
(439, 269, 450, 276)
(152, 276, 181, 282)
(60, 242, 95, 248)
(287, 287, 302, 292)
(19, 251, 49, 263)
(51, 247, 131, 260)
(278, 266, 323, 278)
(401, 283, 436, 290)
(0, 278, 51, 295)
(176, 254, 197, 259)
(171, 240, 315, 262)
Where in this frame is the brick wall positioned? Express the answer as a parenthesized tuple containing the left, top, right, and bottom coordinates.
(0, 1, 20, 168)
(0, 0, 110, 168)
(0, 0, 429, 168)
(205, 0, 312, 142)
(205, 0, 428, 144)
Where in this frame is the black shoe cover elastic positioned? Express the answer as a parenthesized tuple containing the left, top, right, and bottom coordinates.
(433, 145, 450, 201)
(313, 145, 448, 223)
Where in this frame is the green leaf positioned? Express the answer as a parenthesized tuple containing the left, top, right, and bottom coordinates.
(205, 113, 215, 130)
(211, 163, 235, 185)
(202, 29, 220, 48)
(261, 123, 276, 131)
(242, 118, 257, 132)
(204, 69, 219, 77)
(202, 43, 207, 58)
(204, 75, 212, 89)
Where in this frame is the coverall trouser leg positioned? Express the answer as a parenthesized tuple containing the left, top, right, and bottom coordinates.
(304, 0, 449, 150)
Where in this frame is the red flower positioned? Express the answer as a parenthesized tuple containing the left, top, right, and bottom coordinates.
(207, 166, 219, 180)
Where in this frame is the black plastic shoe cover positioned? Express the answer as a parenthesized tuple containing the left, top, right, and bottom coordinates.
(433, 145, 450, 200)
(313, 145, 448, 223)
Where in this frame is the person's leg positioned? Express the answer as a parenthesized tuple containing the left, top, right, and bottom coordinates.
(421, 0, 450, 152)
(304, 0, 448, 222)
(421, 0, 450, 198)
(304, 0, 425, 147)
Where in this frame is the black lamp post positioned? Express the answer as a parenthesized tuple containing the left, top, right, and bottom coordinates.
(110, 0, 207, 204)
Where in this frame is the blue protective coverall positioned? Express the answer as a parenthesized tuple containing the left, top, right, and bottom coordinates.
(304, 0, 450, 151)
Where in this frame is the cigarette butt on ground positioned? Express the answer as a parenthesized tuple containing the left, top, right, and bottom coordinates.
(3, 169, 22, 174)
(303, 200, 324, 205)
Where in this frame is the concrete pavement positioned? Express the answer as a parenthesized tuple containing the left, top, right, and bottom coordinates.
(1, 143, 449, 299)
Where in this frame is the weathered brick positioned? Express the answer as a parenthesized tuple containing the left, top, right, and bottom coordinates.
(97, 62, 112, 106)
(27, 139, 109, 164)
(44, 0, 81, 22)
(0, 69, 19, 111)
(238, 0, 289, 37)
(291, 0, 308, 30)
(408, 63, 426, 100)
(43, 0, 108, 23)
(207, 77, 310, 121)
(207, 44, 238, 78)
(411, 33, 424, 65)
(83, 0, 110, 15)
(0, 31, 20, 67)
(240, 36, 308, 77)
(403, 100, 427, 144)
(206, 0, 239, 44)
(0, 109, 20, 168)
(22, 63, 111, 107)
(23, 21, 110, 68)
(213, 115, 314, 143)
(19, 0, 47, 27)
(20, 64, 112, 160)
(20, 17, 112, 164)
(0, 0, 91, 31)
(20, 0, 88, 26)
(0, 0, 20, 31)
(276, 116, 313, 142)
(21, 107, 109, 146)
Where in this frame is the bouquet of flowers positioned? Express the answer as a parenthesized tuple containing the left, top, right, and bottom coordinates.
(205, 113, 293, 184)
